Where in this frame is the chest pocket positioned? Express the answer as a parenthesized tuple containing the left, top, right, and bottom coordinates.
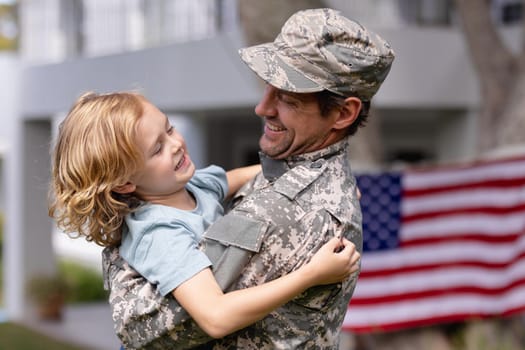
(202, 213, 268, 291)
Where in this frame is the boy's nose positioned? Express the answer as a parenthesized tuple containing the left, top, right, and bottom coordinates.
(169, 137, 182, 153)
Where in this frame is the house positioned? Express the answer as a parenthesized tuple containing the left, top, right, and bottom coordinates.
(2, 0, 521, 321)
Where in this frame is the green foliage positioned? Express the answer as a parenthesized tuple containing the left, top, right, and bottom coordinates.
(0, 212, 105, 305)
(58, 260, 108, 303)
(26, 274, 68, 304)
(0, 236, 106, 305)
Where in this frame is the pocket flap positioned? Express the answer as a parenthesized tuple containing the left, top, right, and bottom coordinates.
(204, 213, 267, 252)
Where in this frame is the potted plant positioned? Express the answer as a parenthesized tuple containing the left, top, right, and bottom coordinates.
(26, 274, 69, 321)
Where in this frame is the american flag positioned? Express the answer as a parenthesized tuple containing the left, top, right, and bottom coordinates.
(343, 155, 525, 333)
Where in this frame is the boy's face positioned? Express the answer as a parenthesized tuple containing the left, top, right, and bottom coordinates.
(130, 100, 195, 204)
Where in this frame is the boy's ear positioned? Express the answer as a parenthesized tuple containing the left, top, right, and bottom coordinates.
(113, 182, 136, 194)
(333, 97, 362, 130)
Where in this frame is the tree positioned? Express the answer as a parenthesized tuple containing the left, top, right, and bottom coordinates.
(455, 0, 525, 152)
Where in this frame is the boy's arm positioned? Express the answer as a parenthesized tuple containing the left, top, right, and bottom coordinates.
(225, 164, 261, 197)
(103, 237, 359, 346)
(173, 237, 358, 339)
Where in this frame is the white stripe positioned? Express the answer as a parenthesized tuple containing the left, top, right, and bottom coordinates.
(401, 212, 525, 240)
(362, 236, 525, 271)
(355, 258, 525, 298)
(404, 160, 525, 190)
(403, 187, 525, 216)
(344, 284, 525, 327)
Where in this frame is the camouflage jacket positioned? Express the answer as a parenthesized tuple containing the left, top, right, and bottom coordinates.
(103, 136, 363, 349)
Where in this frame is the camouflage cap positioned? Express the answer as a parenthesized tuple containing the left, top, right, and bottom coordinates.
(239, 8, 395, 100)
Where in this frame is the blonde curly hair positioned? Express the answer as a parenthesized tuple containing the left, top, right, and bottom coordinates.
(49, 92, 146, 247)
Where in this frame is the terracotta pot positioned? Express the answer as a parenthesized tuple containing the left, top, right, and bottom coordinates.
(36, 293, 65, 321)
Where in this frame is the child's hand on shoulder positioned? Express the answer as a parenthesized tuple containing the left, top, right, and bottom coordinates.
(305, 237, 360, 286)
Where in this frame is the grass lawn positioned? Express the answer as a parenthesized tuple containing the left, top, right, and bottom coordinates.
(0, 322, 92, 350)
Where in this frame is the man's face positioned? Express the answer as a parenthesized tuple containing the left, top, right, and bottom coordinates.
(254, 84, 340, 159)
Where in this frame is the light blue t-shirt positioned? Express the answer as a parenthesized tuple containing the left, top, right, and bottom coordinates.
(120, 165, 228, 296)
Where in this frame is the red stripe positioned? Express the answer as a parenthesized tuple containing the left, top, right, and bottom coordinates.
(403, 177, 525, 197)
(406, 155, 525, 175)
(351, 278, 525, 306)
(343, 305, 525, 333)
(400, 232, 522, 248)
(359, 251, 525, 278)
(402, 204, 525, 223)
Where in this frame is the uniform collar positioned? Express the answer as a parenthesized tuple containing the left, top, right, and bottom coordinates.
(259, 137, 349, 182)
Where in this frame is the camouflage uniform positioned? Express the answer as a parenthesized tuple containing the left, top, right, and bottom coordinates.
(103, 8, 394, 350)
(205, 137, 362, 349)
(103, 137, 361, 349)
(103, 248, 211, 349)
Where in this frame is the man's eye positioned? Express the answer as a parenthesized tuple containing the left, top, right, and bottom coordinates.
(279, 94, 298, 106)
(284, 99, 298, 107)
(167, 126, 174, 134)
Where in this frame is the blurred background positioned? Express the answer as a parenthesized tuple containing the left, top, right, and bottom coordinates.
(1, 0, 525, 349)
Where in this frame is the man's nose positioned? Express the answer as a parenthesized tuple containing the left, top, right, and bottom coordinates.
(255, 85, 278, 117)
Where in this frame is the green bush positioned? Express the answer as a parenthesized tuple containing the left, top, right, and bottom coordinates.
(26, 273, 69, 304)
(3, 260, 106, 306)
(58, 260, 108, 304)
(0, 220, 106, 305)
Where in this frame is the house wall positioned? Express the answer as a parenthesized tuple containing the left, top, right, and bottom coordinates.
(19, 27, 481, 118)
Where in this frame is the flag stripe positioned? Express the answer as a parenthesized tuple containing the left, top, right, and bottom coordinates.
(345, 284, 525, 331)
(401, 232, 522, 247)
(357, 259, 525, 297)
(362, 236, 525, 271)
(359, 251, 525, 278)
(344, 305, 525, 333)
(350, 278, 525, 305)
(403, 203, 525, 223)
(403, 157, 525, 190)
(404, 177, 525, 197)
(401, 212, 525, 240)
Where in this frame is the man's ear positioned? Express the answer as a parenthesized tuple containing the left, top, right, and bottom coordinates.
(333, 97, 362, 130)
(113, 182, 136, 194)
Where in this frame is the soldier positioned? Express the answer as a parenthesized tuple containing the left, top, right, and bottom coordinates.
(104, 8, 394, 349)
